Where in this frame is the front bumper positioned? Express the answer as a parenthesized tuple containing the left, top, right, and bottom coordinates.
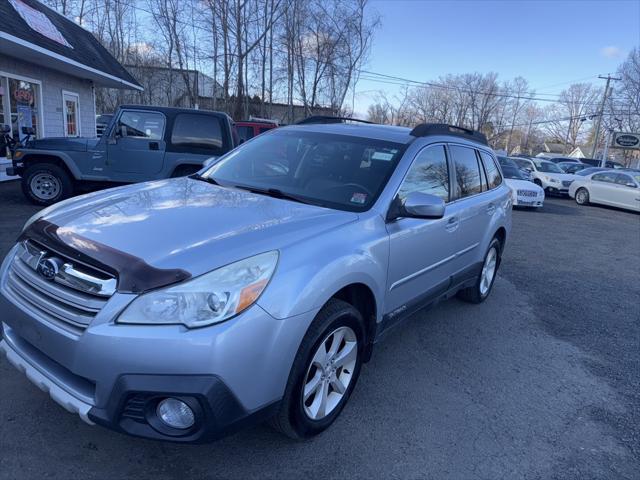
(0, 258, 315, 442)
(544, 185, 568, 195)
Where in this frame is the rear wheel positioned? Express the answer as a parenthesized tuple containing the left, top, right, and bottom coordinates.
(21, 163, 73, 206)
(270, 299, 364, 439)
(575, 188, 590, 205)
(458, 238, 501, 304)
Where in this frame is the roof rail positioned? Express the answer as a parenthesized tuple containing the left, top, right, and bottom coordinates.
(410, 123, 488, 145)
(296, 115, 375, 125)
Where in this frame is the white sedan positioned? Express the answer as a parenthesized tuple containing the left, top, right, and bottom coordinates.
(512, 157, 576, 195)
(569, 170, 640, 213)
(501, 164, 545, 208)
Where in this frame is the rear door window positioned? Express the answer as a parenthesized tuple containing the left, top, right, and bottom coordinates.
(171, 114, 225, 153)
(449, 145, 483, 198)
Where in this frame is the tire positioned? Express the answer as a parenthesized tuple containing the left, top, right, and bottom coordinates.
(21, 163, 73, 206)
(457, 238, 502, 304)
(269, 298, 365, 439)
(575, 188, 590, 206)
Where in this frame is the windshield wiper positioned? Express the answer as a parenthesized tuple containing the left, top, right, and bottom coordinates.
(233, 185, 314, 205)
(190, 173, 222, 186)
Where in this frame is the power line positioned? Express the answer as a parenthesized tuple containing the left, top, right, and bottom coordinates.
(108, 2, 630, 108)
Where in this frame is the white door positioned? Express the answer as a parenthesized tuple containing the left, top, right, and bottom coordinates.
(613, 173, 640, 210)
(589, 172, 618, 206)
(63, 92, 80, 137)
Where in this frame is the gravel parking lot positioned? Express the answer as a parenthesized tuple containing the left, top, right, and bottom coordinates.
(0, 180, 638, 480)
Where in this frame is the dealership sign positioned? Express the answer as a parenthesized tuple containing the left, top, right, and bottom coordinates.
(612, 132, 640, 150)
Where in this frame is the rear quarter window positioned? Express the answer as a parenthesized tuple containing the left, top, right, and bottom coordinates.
(479, 151, 503, 189)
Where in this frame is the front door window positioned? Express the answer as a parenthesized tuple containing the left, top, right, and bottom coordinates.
(63, 92, 79, 137)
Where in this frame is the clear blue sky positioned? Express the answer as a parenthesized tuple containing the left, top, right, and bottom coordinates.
(353, 0, 640, 114)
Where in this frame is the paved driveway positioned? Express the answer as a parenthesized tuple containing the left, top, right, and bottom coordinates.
(0, 181, 638, 479)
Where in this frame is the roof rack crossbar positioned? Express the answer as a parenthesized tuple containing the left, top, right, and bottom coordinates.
(409, 123, 488, 145)
(296, 115, 375, 125)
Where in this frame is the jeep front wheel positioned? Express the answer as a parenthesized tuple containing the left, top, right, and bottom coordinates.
(22, 164, 73, 206)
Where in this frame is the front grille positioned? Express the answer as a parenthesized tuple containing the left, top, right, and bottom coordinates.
(4, 241, 114, 334)
(517, 189, 538, 197)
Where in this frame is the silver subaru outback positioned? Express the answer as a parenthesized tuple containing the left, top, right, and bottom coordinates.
(0, 121, 511, 442)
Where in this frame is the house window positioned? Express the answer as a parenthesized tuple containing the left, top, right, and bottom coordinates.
(63, 91, 80, 137)
(8, 77, 39, 140)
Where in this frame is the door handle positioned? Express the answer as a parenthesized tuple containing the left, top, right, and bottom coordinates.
(487, 203, 496, 214)
(445, 216, 459, 232)
(149, 142, 159, 151)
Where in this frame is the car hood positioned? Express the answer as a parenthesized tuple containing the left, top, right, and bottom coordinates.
(504, 178, 544, 192)
(34, 177, 358, 278)
(26, 137, 99, 152)
(538, 172, 575, 181)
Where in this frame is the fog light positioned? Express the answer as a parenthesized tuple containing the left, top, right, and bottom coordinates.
(156, 398, 195, 429)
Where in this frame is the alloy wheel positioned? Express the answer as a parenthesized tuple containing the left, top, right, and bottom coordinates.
(302, 326, 358, 421)
(480, 247, 498, 296)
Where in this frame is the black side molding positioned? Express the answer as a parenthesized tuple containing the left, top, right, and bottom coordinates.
(410, 123, 488, 145)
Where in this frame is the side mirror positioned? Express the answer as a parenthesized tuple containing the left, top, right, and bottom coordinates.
(393, 192, 445, 220)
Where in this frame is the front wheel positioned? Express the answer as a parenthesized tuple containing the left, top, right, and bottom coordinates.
(21, 163, 73, 206)
(269, 299, 364, 439)
(457, 238, 501, 304)
(575, 188, 590, 205)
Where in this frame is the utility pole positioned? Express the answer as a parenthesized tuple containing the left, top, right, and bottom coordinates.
(590, 74, 620, 159)
(601, 129, 614, 167)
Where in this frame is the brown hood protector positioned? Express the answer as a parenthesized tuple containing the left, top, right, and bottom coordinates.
(19, 219, 191, 294)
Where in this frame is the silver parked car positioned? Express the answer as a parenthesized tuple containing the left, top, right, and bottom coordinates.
(0, 122, 511, 442)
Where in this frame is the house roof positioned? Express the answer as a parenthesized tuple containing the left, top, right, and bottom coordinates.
(0, 0, 141, 90)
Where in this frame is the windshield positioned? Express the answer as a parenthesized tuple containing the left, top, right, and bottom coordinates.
(514, 159, 533, 170)
(203, 129, 405, 211)
(501, 165, 526, 180)
(534, 160, 563, 173)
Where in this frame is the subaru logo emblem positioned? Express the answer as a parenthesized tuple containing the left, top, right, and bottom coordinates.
(37, 257, 62, 281)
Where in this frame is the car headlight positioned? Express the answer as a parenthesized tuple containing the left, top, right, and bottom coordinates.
(118, 251, 278, 328)
(548, 177, 559, 183)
